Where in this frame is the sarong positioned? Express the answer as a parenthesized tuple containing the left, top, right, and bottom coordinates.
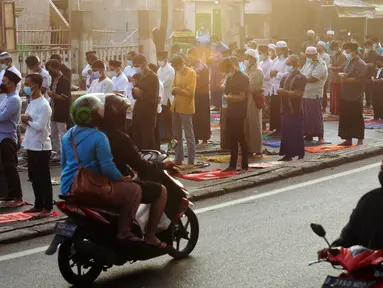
(338, 100, 364, 139)
(302, 98, 324, 138)
(280, 114, 305, 158)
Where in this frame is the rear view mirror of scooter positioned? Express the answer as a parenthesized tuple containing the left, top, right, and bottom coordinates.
(311, 223, 326, 238)
(310, 223, 332, 248)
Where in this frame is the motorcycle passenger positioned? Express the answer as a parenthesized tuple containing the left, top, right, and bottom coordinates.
(60, 94, 142, 242)
(318, 161, 383, 259)
(97, 94, 172, 250)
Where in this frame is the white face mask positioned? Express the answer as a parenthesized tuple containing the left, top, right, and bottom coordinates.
(127, 60, 133, 67)
(244, 60, 250, 67)
(158, 60, 166, 67)
(92, 71, 101, 79)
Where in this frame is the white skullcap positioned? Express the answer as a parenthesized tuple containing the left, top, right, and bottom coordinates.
(276, 41, 287, 48)
(305, 46, 318, 55)
(0, 52, 11, 60)
(268, 43, 276, 51)
(327, 30, 335, 36)
(245, 49, 258, 59)
(307, 30, 315, 36)
(317, 41, 326, 47)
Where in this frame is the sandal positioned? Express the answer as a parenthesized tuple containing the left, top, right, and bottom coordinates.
(6, 199, 25, 208)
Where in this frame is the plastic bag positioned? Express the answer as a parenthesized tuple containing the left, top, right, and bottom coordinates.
(135, 204, 171, 233)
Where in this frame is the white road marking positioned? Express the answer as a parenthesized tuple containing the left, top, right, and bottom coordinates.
(0, 246, 48, 262)
(0, 161, 380, 263)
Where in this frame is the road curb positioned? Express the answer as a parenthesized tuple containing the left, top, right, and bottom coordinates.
(2, 145, 383, 244)
(0, 217, 66, 244)
(188, 145, 383, 201)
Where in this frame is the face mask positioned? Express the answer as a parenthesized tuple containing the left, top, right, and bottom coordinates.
(127, 60, 133, 66)
(158, 60, 165, 67)
(279, 55, 285, 60)
(351, 40, 357, 44)
(373, 44, 378, 50)
(244, 60, 250, 67)
(286, 65, 294, 73)
(135, 67, 142, 74)
(0, 64, 7, 70)
(259, 54, 265, 62)
(110, 71, 117, 78)
(92, 71, 101, 79)
(306, 58, 313, 64)
(23, 86, 33, 96)
(346, 53, 353, 61)
(226, 71, 233, 78)
(365, 48, 371, 53)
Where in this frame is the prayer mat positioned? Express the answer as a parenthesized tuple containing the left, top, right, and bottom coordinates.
(263, 141, 332, 148)
(0, 201, 31, 209)
(200, 154, 231, 163)
(364, 109, 374, 116)
(305, 144, 355, 153)
(365, 119, 381, 123)
(323, 114, 339, 122)
(365, 121, 383, 129)
(0, 211, 60, 224)
(211, 123, 220, 129)
(180, 169, 240, 182)
(248, 161, 283, 169)
(262, 134, 281, 141)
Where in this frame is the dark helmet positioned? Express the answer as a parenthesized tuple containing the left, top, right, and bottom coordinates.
(102, 94, 130, 130)
(70, 94, 103, 127)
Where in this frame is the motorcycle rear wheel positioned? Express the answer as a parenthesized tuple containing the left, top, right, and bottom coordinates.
(58, 238, 103, 287)
(168, 207, 199, 259)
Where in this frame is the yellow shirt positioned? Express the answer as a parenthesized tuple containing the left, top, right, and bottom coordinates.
(171, 66, 197, 114)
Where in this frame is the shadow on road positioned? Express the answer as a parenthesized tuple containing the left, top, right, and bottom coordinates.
(74, 257, 198, 288)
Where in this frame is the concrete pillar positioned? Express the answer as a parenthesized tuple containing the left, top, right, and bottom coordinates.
(71, 10, 93, 74)
(138, 10, 157, 64)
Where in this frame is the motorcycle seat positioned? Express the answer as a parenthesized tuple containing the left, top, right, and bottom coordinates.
(58, 195, 118, 216)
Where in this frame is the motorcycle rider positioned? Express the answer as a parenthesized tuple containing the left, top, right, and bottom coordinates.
(318, 161, 383, 259)
(97, 94, 177, 249)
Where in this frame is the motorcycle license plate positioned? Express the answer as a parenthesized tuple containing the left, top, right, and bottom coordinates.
(322, 276, 376, 288)
(54, 223, 77, 237)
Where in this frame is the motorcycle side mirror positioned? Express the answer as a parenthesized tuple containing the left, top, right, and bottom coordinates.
(310, 223, 331, 248)
(310, 223, 326, 238)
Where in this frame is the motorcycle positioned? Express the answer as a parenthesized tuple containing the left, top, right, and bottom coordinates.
(309, 223, 383, 287)
(45, 146, 199, 287)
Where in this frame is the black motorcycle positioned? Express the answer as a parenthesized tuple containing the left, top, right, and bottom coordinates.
(45, 149, 199, 287)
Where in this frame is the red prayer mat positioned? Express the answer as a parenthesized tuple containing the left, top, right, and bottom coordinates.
(180, 169, 240, 182)
(305, 144, 355, 153)
(0, 211, 60, 224)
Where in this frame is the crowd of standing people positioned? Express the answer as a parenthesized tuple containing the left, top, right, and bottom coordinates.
(0, 29, 383, 217)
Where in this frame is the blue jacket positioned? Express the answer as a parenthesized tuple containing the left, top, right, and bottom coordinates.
(60, 126, 121, 194)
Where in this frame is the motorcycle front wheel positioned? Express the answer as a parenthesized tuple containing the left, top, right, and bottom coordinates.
(58, 238, 103, 287)
(168, 207, 199, 259)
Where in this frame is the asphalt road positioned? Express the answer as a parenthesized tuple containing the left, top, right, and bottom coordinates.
(0, 157, 382, 288)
